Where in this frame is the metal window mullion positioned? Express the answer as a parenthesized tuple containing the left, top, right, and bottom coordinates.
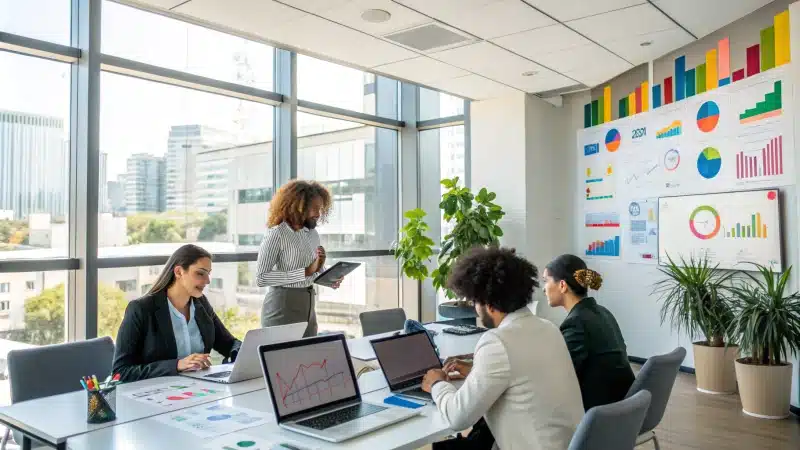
(399, 82, 421, 322)
(416, 115, 465, 130)
(297, 100, 405, 130)
(464, 101, 471, 189)
(0, 31, 80, 63)
(274, 49, 296, 186)
(69, 0, 102, 342)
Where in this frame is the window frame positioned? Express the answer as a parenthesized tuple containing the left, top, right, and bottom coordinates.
(0, 0, 469, 341)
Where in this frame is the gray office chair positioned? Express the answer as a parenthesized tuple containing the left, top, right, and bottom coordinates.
(626, 346, 687, 450)
(359, 308, 407, 336)
(1, 337, 115, 450)
(568, 390, 652, 450)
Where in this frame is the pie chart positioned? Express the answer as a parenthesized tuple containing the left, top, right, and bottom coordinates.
(605, 129, 621, 152)
(697, 147, 722, 179)
(697, 101, 720, 132)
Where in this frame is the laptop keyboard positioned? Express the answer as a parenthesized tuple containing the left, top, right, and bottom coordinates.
(203, 371, 232, 379)
(297, 403, 386, 430)
(400, 387, 431, 400)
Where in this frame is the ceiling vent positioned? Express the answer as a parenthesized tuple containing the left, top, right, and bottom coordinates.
(383, 22, 475, 53)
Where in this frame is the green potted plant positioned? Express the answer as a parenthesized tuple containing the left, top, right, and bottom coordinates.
(393, 177, 505, 319)
(728, 263, 800, 419)
(654, 254, 738, 394)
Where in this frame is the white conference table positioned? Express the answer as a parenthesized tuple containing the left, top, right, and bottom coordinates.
(0, 323, 484, 450)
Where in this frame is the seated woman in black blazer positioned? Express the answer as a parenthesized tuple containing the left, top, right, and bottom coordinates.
(113, 244, 242, 382)
(543, 254, 635, 411)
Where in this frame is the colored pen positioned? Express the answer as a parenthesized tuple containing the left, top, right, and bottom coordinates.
(80, 379, 88, 390)
(92, 375, 99, 390)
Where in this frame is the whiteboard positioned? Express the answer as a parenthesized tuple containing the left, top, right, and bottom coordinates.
(658, 189, 782, 271)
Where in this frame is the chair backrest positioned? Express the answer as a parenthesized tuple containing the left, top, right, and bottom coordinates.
(359, 308, 407, 336)
(568, 390, 652, 450)
(7, 336, 115, 403)
(625, 346, 686, 433)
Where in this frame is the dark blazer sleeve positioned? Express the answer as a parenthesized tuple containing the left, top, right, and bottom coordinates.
(560, 315, 589, 375)
(199, 297, 242, 362)
(113, 301, 178, 382)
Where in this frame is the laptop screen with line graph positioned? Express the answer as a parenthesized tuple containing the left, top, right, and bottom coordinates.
(262, 337, 358, 419)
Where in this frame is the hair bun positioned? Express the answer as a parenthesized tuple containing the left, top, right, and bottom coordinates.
(574, 269, 603, 290)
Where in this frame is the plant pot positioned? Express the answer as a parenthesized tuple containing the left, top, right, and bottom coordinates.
(693, 342, 738, 394)
(438, 301, 477, 320)
(734, 359, 793, 419)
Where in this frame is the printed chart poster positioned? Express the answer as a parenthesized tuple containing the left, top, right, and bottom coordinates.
(124, 380, 227, 408)
(578, 126, 622, 260)
(658, 189, 782, 271)
(204, 434, 305, 450)
(623, 198, 658, 265)
(156, 404, 269, 438)
(583, 211, 622, 260)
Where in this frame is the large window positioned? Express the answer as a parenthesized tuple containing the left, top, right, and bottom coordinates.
(0, 0, 71, 45)
(297, 113, 398, 251)
(0, 53, 71, 258)
(102, 1, 274, 91)
(99, 72, 274, 253)
(419, 87, 465, 121)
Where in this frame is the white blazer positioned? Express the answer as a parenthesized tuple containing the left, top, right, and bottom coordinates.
(431, 308, 584, 450)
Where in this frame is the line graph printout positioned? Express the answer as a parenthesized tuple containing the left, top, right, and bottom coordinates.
(263, 340, 357, 417)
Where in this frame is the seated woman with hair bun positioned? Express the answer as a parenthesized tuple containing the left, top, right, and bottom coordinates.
(543, 254, 635, 411)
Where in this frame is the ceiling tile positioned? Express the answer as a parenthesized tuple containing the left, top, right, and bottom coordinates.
(175, 0, 309, 36)
(135, 0, 188, 8)
(652, 0, 774, 38)
(430, 42, 539, 74)
(505, 69, 581, 93)
(491, 24, 591, 61)
(523, 0, 645, 22)
(604, 27, 694, 65)
(374, 57, 469, 84)
(563, 56, 634, 87)
(533, 42, 623, 74)
(268, 13, 419, 67)
(568, 3, 675, 43)
(429, 74, 519, 100)
(282, 0, 432, 35)
(395, 0, 554, 39)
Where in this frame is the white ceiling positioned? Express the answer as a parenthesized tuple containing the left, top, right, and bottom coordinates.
(133, 0, 776, 100)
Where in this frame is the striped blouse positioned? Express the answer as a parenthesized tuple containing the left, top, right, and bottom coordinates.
(255, 222, 323, 288)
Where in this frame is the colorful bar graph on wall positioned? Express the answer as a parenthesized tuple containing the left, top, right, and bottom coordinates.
(591, 99, 599, 126)
(585, 236, 620, 257)
(664, 77, 673, 104)
(603, 86, 611, 122)
(619, 98, 628, 119)
(629, 92, 636, 115)
(584, 103, 591, 128)
(652, 84, 662, 109)
(739, 81, 782, 124)
(641, 81, 649, 112)
(597, 96, 604, 125)
(675, 56, 686, 101)
(718, 38, 731, 81)
(775, 10, 790, 66)
(761, 25, 776, 71)
(696, 63, 707, 94)
(634, 86, 642, 113)
(733, 69, 745, 82)
(747, 44, 761, 76)
(706, 49, 718, 90)
(685, 68, 696, 97)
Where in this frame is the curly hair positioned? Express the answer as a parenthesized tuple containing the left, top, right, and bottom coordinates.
(446, 246, 540, 313)
(267, 180, 333, 228)
(545, 254, 603, 297)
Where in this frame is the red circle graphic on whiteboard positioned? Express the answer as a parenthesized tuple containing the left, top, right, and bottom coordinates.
(768, 191, 777, 200)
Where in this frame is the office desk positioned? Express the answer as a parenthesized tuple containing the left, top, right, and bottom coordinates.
(347, 323, 483, 361)
(0, 376, 264, 450)
(66, 387, 456, 450)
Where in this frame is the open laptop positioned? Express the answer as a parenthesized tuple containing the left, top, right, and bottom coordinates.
(258, 333, 420, 442)
(370, 330, 442, 402)
(182, 322, 307, 384)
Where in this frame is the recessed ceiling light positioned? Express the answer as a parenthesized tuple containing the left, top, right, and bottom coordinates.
(522, 71, 538, 77)
(640, 41, 653, 47)
(362, 9, 391, 23)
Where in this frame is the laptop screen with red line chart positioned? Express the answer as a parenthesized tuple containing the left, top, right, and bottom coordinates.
(262, 338, 358, 418)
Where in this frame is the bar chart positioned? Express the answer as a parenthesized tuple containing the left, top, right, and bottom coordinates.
(739, 81, 782, 124)
(585, 236, 620, 257)
(585, 212, 621, 228)
(736, 136, 783, 179)
(724, 213, 768, 239)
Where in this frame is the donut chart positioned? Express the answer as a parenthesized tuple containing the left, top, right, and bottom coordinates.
(689, 205, 721, 240)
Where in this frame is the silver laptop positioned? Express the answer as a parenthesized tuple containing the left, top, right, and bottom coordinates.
(258, 333, 420, 442)
(182, 322, 307, 384)
(370, 330, 441, 402)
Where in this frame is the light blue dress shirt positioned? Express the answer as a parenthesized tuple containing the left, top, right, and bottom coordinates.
(167, 299, 205, 359)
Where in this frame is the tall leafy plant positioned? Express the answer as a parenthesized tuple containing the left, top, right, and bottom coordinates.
(654, 254, 736, 347)
(728, 264, 800, 365)
(393, 177, 505, 302)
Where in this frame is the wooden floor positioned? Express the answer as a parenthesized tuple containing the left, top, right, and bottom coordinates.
(419, 365, 800, 449)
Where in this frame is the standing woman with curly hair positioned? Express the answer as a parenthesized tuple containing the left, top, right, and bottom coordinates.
(255, 180, 340, 337)
(543, 254, 635, 411)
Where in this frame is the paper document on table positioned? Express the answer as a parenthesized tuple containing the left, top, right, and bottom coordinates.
(204, 433, 316, 450)
(124, 380, 227, 407)
(156, 404, 269, 438)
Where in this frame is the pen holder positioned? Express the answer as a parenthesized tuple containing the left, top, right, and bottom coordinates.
(87, 386, 117, 424)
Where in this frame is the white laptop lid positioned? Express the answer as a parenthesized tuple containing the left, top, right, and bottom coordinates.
(229, 322, 308, 380)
